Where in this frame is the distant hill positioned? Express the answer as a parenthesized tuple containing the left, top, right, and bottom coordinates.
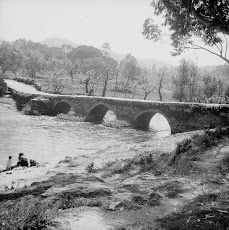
(40, 38, 173, 70)
(199, 65, 217, 73)
(138, 58, 173, 70)
(40, 37, 78, 48)
(109, 52, 126, 62)
(110, 52, 173, 70)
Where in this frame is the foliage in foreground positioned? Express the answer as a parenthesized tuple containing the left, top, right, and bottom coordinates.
(143, 0, 229, 64)
(0, 196, 58, 230)
(170, 127, 229, 174)
(86, 152, 164, 177)
(0, 76, 7, 96)
(157, 192, 229, 230)
(88, 127, 229, 177)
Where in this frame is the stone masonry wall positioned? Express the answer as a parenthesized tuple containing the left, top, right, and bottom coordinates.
(11, 91, 229, 133)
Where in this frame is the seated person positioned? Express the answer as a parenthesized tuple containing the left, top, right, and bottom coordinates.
(17, 153, 29, 167)
(30, 159, 39, 167)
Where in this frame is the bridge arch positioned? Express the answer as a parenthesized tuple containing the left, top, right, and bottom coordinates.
(52, 100, 74, 115)
(134, 109, 172, 132)
(85, 102, 117, 123)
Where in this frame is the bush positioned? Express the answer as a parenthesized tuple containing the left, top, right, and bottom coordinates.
(99, 153, 160, 177)
(0, 196, 58, 230)
(169, 127, 229, 174)
(0, 77, 7, 97)
(12, 77, 42, 91)
(85, 162, 97, 173)
(13, 77, 35, 85)
(157, 192, 229, 230)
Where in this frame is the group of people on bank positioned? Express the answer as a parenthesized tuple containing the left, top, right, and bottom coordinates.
(5, 153, 38, 171)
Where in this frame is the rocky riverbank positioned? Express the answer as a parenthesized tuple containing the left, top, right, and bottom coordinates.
(0, 96, 229, 230)
(1, 143, 229, 230)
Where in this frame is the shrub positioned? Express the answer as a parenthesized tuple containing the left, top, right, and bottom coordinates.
(57, 194, 102, 210)
(223, 154, 229, 168)
(0, 77, 7, 97)
(99, 153, 159, 177)
(0, 196, 58, 230)
(13, 77, 35, 85)
(169, 127, 229, 174)
(157, 192, 229, 230)
(85, 162, 97, 173)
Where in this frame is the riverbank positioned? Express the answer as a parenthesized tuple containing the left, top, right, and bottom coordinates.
(0, 96, 229, 230)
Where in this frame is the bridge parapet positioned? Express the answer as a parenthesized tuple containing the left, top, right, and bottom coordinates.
(8, 88, 229, 133)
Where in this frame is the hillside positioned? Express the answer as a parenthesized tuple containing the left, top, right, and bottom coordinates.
(138, 58, 173, 70)
(40, 37, 173, 70)
(110, 52, 173, 70)
(199, 65, 217, 73)
(40, 37, 78, 48)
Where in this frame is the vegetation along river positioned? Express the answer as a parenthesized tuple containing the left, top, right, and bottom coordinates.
(0, 97, 171, 169)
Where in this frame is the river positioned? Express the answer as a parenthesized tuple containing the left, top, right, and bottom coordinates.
(0, 96, 171, 169)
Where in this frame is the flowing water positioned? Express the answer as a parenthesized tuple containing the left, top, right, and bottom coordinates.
(0, 97, 171, 168)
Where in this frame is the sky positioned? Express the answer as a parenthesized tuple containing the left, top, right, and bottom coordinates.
(0, 0, 227, 66)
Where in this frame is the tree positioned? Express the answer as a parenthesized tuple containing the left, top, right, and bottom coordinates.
(119, 54, 141, 97)
(217, 79, 224, 97)
(100, 43, 118, 97)
(143, 0, 229, 64)
(0, 76, 7, 96)
(46, 57, 64, 72)
(61, 44, 73, 53)
(139, 68, 155, 100)
(157, 71, 164, 101)
(68, 45, 102, 63)
(46, 57, 70, 94)
(0, 42, 22, 74)
(101, 43, 111, 57)
(66, 45, 103, 87)
(81, 55, 117, 96)
(158, 76, 163, 101)
(77, 59, 97, 94)
(187, 62, 199, 101)
(23, 51, 45, 78)
(100, 56, 118, 97)
(202, 74, 218, 99)
(47, 70, 68, 94)
(172, 59, 190, 101)
(225, 85, 229, 97)
(84, 69, 97, 94)
(63, 58, 81, 82)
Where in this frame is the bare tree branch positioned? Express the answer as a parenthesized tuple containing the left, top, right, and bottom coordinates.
(223, 34, 228, 59)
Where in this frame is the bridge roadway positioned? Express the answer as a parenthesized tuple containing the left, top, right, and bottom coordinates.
(6, 79, 229, 133)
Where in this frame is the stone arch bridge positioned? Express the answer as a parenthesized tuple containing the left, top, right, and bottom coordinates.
(15, 92, 229, 134)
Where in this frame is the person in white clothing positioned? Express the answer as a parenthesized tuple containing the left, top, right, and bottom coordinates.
(6, 156, 12, 171)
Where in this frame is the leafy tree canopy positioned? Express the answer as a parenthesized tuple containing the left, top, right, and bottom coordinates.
(68, 45, 102, 62)
(0, 41, 23, 74)
(143, 0, 229, 62)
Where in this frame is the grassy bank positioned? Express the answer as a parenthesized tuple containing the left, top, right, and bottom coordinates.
(5, 74, 172, 101)
(0, 196, 58, 230)
(84, 128, 229, 229)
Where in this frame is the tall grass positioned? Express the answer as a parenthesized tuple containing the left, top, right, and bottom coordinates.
(0, 77, 7, 96)
(0, 196, 58, 230)
(170, 127, 229, 174)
